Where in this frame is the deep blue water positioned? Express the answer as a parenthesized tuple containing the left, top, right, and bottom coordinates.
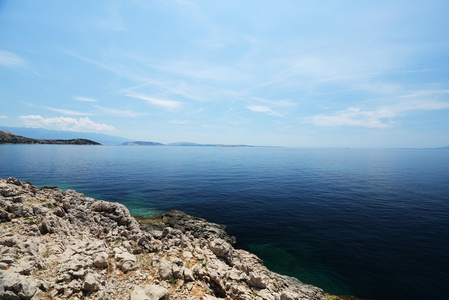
(1, 145, 448, 300)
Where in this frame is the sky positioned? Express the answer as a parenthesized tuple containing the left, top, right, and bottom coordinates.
(1, 0, 449, 147)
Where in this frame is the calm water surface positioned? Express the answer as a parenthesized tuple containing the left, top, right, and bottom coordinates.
(1, 145, 448, 300)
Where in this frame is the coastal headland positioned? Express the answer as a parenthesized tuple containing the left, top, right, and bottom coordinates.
(0, 177, 360, 300)
(0, 131, 100, 145)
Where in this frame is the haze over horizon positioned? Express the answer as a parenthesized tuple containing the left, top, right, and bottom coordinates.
(1, 1, 449, 148)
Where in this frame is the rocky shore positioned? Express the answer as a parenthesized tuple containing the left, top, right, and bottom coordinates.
(0, 177, 347, 300)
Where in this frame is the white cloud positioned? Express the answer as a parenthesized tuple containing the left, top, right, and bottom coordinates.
(126, 93, 182, 110)
(0, 51, 25, 67)
(247, 105, 283, 117)
(306, 107, 392, 128)
(46, 107, 94, 116)
(74, 96, 97, 103)
(18, 115, 115, 132)
(0, 116, 8, 119)
(306, 95, 449, 128)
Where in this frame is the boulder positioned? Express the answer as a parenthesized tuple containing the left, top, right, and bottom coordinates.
(83, 272, 99, 292)
(12, 278, 39, 299)
(130, 286, 150, 300)
(92, 251, 109, 268)
(116, 251, 136, 272)
(144, 284, 169, 300)
(158, 258, 172, 280)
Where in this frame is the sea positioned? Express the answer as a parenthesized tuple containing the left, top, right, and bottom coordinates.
(0, 145, 448, 300)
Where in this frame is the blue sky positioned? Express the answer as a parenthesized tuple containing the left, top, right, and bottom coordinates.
(1, 0, 449, 147)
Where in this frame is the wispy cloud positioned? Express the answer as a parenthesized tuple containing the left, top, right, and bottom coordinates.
(0, 116, 8, 119)
(306, 91, 449, 128)
(169, 120, 189, 125)
(18, 115, 115, 132)
(46, 107, 94, 116)
(74, 96, 97, 103)
(251, 96, 297, 108)
(305, 107, 392, 128)
(0, 50, 25, 68)
(247, 105, 283, 117)
(155, 60, 248, 82)
(94, 105, 147, 117)
(126, 93, 182, 110)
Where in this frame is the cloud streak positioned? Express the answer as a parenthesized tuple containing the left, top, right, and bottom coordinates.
(0, 51, 25, 68)
(94, 105, 147, 117)
(126, 93, 182, 110)
(74, 96, 97, 103)
(247, 105, 283, 117)
(18, 115, 115, 132)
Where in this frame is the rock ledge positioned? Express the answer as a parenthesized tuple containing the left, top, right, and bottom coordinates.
(0, 177, 343, 300)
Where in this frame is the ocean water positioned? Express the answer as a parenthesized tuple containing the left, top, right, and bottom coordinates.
(0, 145, 448, 300)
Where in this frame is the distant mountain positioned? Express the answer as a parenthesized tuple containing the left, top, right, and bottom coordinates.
(122, 141, 164, 146)
(123, 141, 254, 147)
(167, 142, 254, 147)
(0, 127, 128, 145)
(0, 130, 101, 145)
(167, 142, 216, 146)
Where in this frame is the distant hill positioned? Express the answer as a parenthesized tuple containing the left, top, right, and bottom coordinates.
(0, 130, 101, 145)
(123, 141, 254, 147)
(122, 141, 164, 146)
(167, 142, 217, 146)
(0, 127, 128, 145)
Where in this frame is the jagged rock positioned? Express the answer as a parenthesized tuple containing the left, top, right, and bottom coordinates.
(32, 205, 50, 217)
(31, 289, 47, 300)
(144, 284, 169, 300)
(1, 185, 18, 197)
(83, 272, 99, 292)
(249, 271, 267, 289)
(0, 178, 336, 300)
(158, 258, 172, 280)
(201, 295, 220, 300)
(12, 278, 39, 299)
(141, 210, 236, 245)
(130, 286, 150, 300)
(0, 272, 20, 293)
(116, 251, 137, 272)
(130, 285, 169, 300)
(39, 215, 65, 234)
(0, 272, 39, 300)
(184, 267, 195, 281)
(92, 251, 109, 268)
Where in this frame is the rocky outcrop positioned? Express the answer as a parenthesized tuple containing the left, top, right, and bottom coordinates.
(0, 177, 337, 299)
(138, 210, 237, 245)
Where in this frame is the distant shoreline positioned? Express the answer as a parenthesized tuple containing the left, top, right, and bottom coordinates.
(0, 130, 101, 145)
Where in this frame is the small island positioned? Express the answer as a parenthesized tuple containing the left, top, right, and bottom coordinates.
(0, 131, 101, 145)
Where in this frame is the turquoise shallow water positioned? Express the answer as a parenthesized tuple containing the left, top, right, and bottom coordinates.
(1, 145, 448, 299)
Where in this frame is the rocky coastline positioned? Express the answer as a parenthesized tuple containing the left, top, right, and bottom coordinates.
(0, 177, 352, 300)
